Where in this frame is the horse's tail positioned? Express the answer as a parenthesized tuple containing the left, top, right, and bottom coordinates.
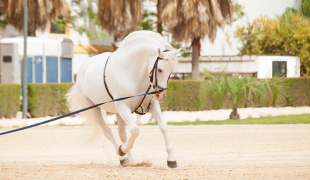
(65, 83, 100, 145)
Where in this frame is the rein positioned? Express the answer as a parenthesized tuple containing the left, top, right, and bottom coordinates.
(0, 89, 167, 136)
(104, 51, 168, 115)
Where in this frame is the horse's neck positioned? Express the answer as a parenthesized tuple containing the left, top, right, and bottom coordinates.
(112, 47, 154, 84)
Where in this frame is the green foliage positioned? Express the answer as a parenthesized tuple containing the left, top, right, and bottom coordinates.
(3, 78, 309, 118)
(285, 77, 310, 106)
(160, 77, 310, 112)
(140, 10, 157, 31)
(170, 42, 192, 58)
(204, 72, 287, 111)
(232, 1, 246, 21)
(282, 7, 299, 18)
(298, 0, 310, 18)
(235, 14, 310, 66)
(51, 18, 66, 33)
(68, 0, 106, 40)
(0, 84, 21, 118)
(0, 9, 8, 29)
(28, 83, 73, 117)
(160, 80, 208, 111)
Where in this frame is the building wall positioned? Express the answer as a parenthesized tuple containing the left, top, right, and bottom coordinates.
(0, 25, 20, 39)
(256, 56, 300, 78)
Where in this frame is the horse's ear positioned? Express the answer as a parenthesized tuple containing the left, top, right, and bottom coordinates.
(158, 48, 164, 59)
(173, 48, 182, 55)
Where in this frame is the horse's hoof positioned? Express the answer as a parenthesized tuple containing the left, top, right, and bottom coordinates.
(120, 158, 130, 167)
(119, 145, 126, 156)
(167, 161, 178, 168)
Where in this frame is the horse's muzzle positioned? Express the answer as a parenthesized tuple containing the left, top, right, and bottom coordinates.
(154, 86, 166, 100)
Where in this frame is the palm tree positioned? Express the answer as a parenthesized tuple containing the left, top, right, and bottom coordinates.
(0, 0, 68, 36)
(98, 0, 142, 44)
(205, 72, 288, 119)
(156, 0, 163, 34)
(161, 0, 234, 80)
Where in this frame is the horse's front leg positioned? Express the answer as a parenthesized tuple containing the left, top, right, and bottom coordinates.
(150, 100, 178, 168)
(116, 113, 137, 165)
(115, 103, 139, 165)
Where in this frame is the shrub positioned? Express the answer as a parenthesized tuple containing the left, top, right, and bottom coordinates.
(0, 84, 21, 118)
(160, 80, 207, 111)
(235, 13, 310, 66)
(4, 77, 309, 118)
(285, 77, 310, 106)
(28, 83, 73, 117)
(161, 78, 310, 111)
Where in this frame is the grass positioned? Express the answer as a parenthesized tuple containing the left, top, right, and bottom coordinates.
(147, 114, 310, 125)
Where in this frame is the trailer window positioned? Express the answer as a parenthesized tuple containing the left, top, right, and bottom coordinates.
(3, 56, 12, 63)
(272, 61, 287, 77)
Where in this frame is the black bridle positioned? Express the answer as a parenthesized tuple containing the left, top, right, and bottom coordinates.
(104, 50, 170, 115)
(149, 49, 171, 90)
(149, 56, 164, 89)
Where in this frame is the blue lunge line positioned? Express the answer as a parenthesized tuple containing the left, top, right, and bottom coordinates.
(0, 90, 164, 136)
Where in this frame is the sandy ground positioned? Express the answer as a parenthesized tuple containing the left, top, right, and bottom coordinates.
(1, 106, 310, 127)
(1, 125, 310, 179)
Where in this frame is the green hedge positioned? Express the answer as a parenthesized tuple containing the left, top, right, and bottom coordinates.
(28, 83, 73, 117)
(2, 78, 309, 118)
(160, 77, 310, 111)
(160, 80, 231, 111)
(0, 84, 21, 118)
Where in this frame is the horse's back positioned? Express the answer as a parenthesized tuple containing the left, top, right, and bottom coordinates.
(75, 52, 117, 112)
(77, 52, 111, 76)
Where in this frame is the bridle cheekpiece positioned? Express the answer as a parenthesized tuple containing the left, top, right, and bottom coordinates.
(103, 49, 170, 116)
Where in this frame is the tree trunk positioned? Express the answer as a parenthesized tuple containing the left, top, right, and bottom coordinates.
(27, 23, 36, 36)
(191, 37, 201, 80)
(113, 33, 125, 51)
(157, 0, 163, 34)
(27, 29, 36, 36)
(229, 107, 240, 119)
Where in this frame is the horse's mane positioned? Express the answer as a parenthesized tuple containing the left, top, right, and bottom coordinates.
(117, 30, 173, 51)
(117, 31, 178, 69)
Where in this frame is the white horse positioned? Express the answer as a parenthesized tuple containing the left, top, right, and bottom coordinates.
(66, 31, 181, 168)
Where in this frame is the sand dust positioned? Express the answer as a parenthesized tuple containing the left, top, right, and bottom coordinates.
(130, 159, 153, 167)
(0, 125, 310, 179)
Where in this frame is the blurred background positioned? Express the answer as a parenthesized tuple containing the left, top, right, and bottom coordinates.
(0, 0, 308, 83)
(1, 0, 310, 119)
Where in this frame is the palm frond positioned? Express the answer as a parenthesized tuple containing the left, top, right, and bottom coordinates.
(161, 0, 233, 43)
(205, 72, 288, 109)
(98, 0, 142, 39)
(1, 0, 68, 35)
(202, 69, 216, 80)
(268, 76, 289, 106)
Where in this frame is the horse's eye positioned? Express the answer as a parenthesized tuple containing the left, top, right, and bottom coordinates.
(158, 69, 162, 73)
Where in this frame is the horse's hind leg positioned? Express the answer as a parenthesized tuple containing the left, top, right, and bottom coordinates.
(116, 113, 137, 165)
(149, 100, 177, 168)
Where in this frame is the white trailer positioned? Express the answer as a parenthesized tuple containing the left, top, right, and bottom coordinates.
(174, 55, 300, 79)
(0, 37, 73, 84)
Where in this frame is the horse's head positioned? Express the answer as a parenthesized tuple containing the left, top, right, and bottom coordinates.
(148, 48, 181, 100)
